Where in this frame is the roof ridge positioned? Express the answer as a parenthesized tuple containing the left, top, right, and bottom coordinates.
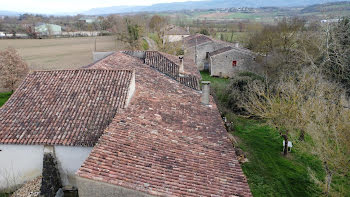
(30, 69, 134, 73)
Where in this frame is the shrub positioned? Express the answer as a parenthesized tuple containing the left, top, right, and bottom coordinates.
(242, 68, 350, 195)
(0, 47, 29, 92)
(222, 72, 265, 114)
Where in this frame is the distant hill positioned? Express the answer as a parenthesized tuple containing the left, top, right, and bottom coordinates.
(82, 0, 350, 15)
(0, 10, 20, 16)
(301, 1, 350, 13)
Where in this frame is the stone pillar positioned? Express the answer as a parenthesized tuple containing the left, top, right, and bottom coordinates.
(201, 81, 210, 105)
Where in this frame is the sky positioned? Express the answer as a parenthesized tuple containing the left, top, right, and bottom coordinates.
(1, 0, 200, 14)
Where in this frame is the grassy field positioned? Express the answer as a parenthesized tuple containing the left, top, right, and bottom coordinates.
(0, 92, 11, 107)
(0, 36, 123, 71)
(230, 116, 324, 196)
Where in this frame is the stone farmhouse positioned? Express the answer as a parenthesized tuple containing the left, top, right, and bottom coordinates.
(163, 25, 190, 43)
(0, 51, 252, 196)
(184, 34, 259, 77)
(208, 46, 259, 78)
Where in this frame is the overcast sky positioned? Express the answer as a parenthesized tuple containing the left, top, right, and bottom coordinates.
(1, 0, 200, 14)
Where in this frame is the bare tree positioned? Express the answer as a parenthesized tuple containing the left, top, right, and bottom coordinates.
(149, 15, 166, 33)
(0, 48, 29, 92)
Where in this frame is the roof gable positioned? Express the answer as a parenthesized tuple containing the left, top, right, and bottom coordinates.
(209, 46, 234, 57)
(184, 34, 213, 48)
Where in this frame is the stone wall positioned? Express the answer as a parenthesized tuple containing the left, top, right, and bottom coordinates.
(185, 41, 228, 71)
(92, 51, 115, 62)
(122, 51, 146, 60)
(76, 176, 154, 197)
(40, 153, 62, 197)
(209, 49, 260, 78)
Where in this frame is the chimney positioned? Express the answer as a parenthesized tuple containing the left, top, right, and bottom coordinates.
(125, 69, 136, 108)
(201, 81, 211, 105)
(179, 56, 185, 75)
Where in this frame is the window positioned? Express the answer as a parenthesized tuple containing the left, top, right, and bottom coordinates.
(232, 60, 237, 67)
(206, 52, 209, 58)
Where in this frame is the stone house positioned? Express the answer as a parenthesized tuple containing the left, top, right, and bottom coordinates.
(0, 51, 252, 197)
(208, 46, 259, 77)
(184, 34, 230, 70)
(163, 25, 190, 43)
(184, 34, 260, 77)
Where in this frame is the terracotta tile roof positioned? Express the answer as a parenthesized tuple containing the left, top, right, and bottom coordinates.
(77, 52, 252, 197)
(158, 52, 200, 78)
(164, 25, 190, 35)
(0, 69, 133, 146)
(121, 51, 200, 90)
(184, 34, 213, 48)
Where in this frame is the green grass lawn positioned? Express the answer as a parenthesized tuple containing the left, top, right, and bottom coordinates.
(230, 116, 324, 197)
(200, 71, 230, 85)
(0, 92, 12, 107)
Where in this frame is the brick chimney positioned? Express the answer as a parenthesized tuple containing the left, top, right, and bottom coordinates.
(201, 81, 210, 105)
(179, 56, 185, 75)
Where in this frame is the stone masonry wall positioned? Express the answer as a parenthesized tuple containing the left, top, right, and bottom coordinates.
(186, 41, 228, 71)
(209, 49, 259, 78)
(40, 153, 62, 197)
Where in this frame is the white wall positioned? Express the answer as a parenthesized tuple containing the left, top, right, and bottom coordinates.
(0, 145, 44, 191)
(55, 146, 93, 187)
(165, 35, 189, 42)
(0, 144, 93, 191)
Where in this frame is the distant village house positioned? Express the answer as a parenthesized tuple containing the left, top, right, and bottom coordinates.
(79, 16, 98, 24)
(35, 23, 62, 36)
(163, 25, 190, 43)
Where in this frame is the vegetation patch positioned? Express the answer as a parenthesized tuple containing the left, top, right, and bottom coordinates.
(0, 92, 12, 107)
(141, 39, 150, 50)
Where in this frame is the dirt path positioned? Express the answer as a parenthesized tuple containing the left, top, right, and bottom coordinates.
(143, 37, 158, 51)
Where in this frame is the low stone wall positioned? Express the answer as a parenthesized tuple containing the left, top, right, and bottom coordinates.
(76, 176, 154, 197)
(92, 51, 115, 62)
(122, 51, 146, 59)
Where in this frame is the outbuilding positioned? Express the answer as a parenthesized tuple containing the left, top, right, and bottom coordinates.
(208, 46, 259, 77)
